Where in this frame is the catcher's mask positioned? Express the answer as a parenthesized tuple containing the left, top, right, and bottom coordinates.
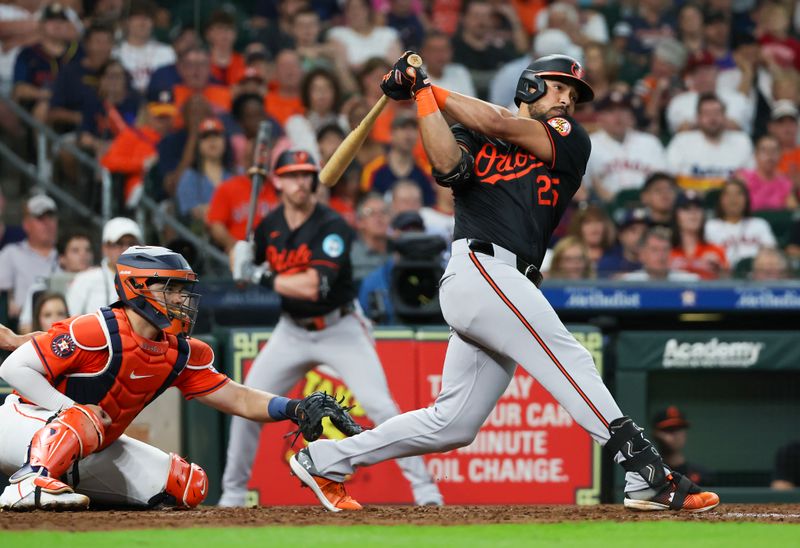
(274, 149, 320, 192)
(514, 54, 594, 107)
(115, 246, 200, 337)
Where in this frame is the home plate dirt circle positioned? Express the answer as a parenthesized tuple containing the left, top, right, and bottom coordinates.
(2, 504, 800, 531)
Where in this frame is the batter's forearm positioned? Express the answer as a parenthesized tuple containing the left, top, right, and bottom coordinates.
(432, 86, 514, 139)
(418, 110, 462, 173)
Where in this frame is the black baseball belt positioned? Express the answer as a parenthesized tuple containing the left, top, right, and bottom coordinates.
(468, 239, 543, 289)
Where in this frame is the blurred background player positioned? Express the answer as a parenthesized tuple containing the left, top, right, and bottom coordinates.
(651, 407, 714, 486)
(223, 149, 442, 507)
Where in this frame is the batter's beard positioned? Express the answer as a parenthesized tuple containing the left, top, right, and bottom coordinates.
(527, 102, 567, 121)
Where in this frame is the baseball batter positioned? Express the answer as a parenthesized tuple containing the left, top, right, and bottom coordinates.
(0, 246, 353, 510)
(289, 52, 720, 513)
(222, 150, 442, 507)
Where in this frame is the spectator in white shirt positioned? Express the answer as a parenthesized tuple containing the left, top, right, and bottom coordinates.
(666, 93, 754, 191)
(0, 195, 59, 321)
(326, 0, 402, 70)
(705, 178, 777, 267)
(621, 227, 700, 282)
(586, 91, 667, 203)
(421, 31, 476, 98)
(18, 230, 93, 334)
(489, 28, 582, 109)
(66, 217, 143, 317)
(666, 50, 750, 135)
(115, 0, 175, 93)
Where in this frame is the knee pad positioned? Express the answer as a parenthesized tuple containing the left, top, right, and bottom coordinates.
(22, 404, 105, 480)
(163, 453, 208, 509)
(606, 416, 666, 490)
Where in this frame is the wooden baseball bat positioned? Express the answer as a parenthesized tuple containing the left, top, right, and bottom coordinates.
(319, 53, 423, 188)
(245, 120, 273, 242)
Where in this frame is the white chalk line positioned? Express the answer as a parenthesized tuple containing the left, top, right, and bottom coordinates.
(724, 512, 800, 520)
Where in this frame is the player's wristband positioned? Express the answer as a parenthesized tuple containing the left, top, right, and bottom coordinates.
(415, 87, 438, 117)
(431, 86, 450, 110)
(267, 397, 301, 421)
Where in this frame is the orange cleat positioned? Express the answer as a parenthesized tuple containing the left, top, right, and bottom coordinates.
(289, 449, 362, 512)
(625, 472, 719, 513)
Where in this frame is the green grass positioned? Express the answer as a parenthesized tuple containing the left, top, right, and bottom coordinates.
(2, 522, 799, 548)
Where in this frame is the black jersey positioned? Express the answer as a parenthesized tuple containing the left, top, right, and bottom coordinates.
(253, 203, 355, 318)
(451, 115, 591, 267)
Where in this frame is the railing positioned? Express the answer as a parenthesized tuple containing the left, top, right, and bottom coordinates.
(0, 94, 229, 270)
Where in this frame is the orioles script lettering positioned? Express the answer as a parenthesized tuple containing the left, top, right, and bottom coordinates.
(474, 143, 544, 184)
(267, 244, 312, 273)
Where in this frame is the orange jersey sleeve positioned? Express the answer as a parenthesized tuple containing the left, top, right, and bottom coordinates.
(172, 338, 230, 400)
(30, 318, 108, 383)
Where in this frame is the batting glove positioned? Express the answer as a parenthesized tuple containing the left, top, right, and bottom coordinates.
(380, 51, 430, 100)
(230, 241, 275, 288)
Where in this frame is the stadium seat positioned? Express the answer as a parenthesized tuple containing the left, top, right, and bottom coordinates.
(733, 257, 754, 280)
(753, 210, 795, 247)
(609, 188, 642, 218)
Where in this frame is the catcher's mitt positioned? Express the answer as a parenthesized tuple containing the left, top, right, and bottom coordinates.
(288, 391, 365, 445)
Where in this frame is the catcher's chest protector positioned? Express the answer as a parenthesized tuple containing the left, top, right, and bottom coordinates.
(56, 307, 189, 449)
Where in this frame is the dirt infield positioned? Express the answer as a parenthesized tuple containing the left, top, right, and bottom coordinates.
(2, 504, 800, 531)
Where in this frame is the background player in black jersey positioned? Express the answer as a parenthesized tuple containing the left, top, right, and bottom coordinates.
(221, 149, 441, 509)
(288, 54, 720, 513)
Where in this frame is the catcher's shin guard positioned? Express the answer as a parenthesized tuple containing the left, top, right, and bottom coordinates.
(20, 404, 105, 480)
(157, 453, 208, 509)
(606, 416, 667, 489)
(0, 405, 103, 511)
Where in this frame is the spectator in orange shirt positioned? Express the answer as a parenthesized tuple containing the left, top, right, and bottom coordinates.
(669, 191, 729, 279)
(205, 9, 246, 87)
(769, 100, 800, 185)
(101, 90, 177, 208)
(265, 49, 305, 127)
(173, 47, 232, 115)
(357, 57, 395, 145)
(206, 138, 279, 251)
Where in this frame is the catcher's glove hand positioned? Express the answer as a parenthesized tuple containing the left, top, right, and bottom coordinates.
(288, 391, 365, 445)
(380, 50, 430, 101)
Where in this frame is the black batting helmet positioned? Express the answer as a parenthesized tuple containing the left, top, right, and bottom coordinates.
(274, 149, 319, 191)
(514, 54, 594, 107)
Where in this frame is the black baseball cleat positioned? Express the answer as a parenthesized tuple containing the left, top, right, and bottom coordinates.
(624, 472, 719, 512)
(289, 448, 362, 512)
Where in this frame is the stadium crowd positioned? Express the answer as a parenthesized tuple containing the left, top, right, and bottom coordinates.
(0, 0, 799, 328)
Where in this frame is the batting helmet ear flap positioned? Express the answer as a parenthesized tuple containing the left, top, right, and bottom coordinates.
(514, 69, 548, 107)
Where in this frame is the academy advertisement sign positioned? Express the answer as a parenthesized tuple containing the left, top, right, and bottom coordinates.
(616, 331, 799, 371)
(228, 326, 601, 506)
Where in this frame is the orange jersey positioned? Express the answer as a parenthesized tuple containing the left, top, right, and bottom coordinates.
(206, 174, 280, 240)
(265, 93, 305, 127)
(669, 243, 729, 280)
(211, 52, 246, 87)
(28, 307, 229, 449)
(779, 147, 800, 179)
(173, 84, 232, 115)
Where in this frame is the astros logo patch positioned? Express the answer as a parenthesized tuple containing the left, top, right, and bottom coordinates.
(547, 117, 571, 137)
(51, 334, 75, 358)
(322, 234, 344, 258)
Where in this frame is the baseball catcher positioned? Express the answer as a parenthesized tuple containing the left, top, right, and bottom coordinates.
(0, 245, 360, 510)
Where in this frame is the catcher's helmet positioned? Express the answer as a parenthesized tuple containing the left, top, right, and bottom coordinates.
(115, 246, 200, 337)
(514, 54, 594, 107)
(274, 149, 319, 191)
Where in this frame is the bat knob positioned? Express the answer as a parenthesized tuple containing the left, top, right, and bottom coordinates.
(407, 53, 423, 68)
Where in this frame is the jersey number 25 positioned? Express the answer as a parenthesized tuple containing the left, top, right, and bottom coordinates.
(536, 175, 560, 207)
